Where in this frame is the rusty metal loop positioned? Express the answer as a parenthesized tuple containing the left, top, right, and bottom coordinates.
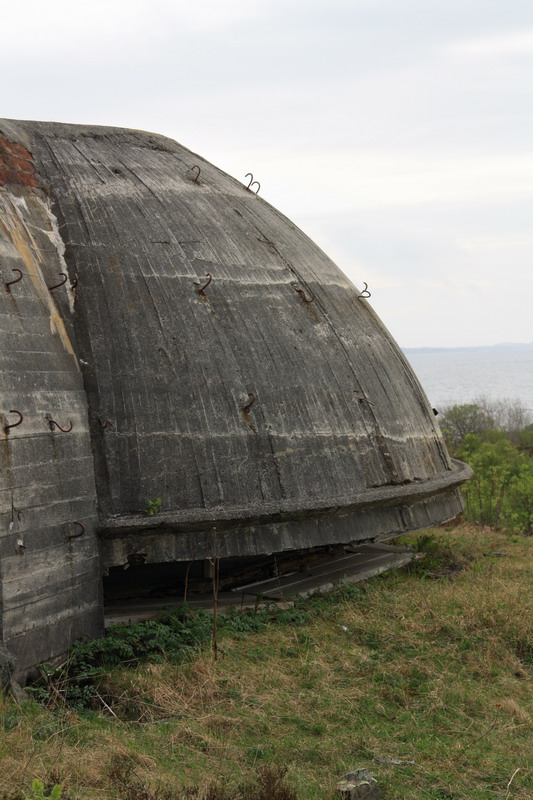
(244, 173, 260, 194)
(190, 165, 201, 183)
(242, 392, 256, 413)
(354, 392, 375, 407)
(65, 521, 85, 540)
(47, 272, 68, 291)
(294, 286, 315, 304)
(357, 282, 371, 299)
(4, 410, 23, 434)
(5, 269, 23, 292)
(197, 273, 212, 294)
(49, 418, 73, 433)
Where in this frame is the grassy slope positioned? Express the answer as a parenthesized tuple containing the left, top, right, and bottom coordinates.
(0, 525, 531, 800)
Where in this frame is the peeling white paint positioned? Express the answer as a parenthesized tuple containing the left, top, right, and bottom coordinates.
(38, 196, 76, 313)
(10, 194, 29, 214)
(0, 188, 78, 362)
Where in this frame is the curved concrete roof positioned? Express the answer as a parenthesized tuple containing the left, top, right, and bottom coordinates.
(1, 119, 470, 569)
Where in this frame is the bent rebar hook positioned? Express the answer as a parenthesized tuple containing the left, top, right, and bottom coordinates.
(358, 282, 371, 299)
(5, 269, 23, 292)
(244, 173, 260, 194)
(48, 273, 68, 291)
(242, 392, 256, 412)
(4, 410, 23, 434)
(49, 418, 73, 433)
(197, 273, 212, 294)
(65, 521, 85, 540)
(294, 286, 315, 304)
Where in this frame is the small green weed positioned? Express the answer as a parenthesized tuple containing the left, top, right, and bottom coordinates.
(1, 708, 21, 732)
(404, 532, 464, 577)
(221, 604, 311, 635)
(24, 780, 62, 800)
(141, 498, 162, 516)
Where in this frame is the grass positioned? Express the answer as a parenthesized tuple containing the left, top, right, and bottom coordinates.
(0, 524, 531, 799)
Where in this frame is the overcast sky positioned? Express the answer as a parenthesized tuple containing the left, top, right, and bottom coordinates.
(2, 0, 532, 347)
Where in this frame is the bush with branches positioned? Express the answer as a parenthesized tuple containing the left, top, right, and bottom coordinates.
(438, 397, 533, 533)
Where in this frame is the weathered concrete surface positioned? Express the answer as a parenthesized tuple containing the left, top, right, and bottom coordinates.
(0, 123, 103, 675)
(99, 468, 468, 567)
(0, 117, 470, 670)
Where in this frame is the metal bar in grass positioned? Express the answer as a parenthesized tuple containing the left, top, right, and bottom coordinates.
(95, 691, 118, 718)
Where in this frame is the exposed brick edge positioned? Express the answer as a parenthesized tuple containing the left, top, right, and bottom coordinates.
(0, 135, 39, 188)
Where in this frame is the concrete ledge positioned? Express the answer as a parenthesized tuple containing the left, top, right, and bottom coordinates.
(99, 486, 466, 567)
(100, 459, 471, 537)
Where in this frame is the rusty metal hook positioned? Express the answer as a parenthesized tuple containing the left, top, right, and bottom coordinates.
(244, 173, 260, 194)
(353, 392, 375, 407)
(5, 269, 23, 292)
(242, 392, 256, 413)
(4, 410, 23, 434)
(294, 286, 315, 304)
(49, 418, 73, 433)
(197, 273, 212, 294)
(47, 272, 68, 291)
(358, 282, 371, 299)
(190, 165, 201, 183)
(65, 521, 85, 540)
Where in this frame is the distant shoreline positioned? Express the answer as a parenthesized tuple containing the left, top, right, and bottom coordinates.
(402, 342, 533, 355)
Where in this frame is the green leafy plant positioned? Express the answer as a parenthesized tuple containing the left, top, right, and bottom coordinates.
(437, 399, 533, 533)
(141, 498, 162, 516)
(458, 433, 533, 531)
(24, 780, 62, 800)
(28, 607, 214, 710)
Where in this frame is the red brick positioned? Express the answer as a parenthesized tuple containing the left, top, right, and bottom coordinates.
(18, 172, 38, 187)
(0, 136, 39, 187)
(0, 136, 32, 159)
(0, 165, 38, 187)
(9, 154, 35, 172)
(0, 166, 16, 184)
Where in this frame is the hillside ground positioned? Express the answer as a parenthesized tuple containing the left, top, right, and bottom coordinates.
(0, 524, 531, 800)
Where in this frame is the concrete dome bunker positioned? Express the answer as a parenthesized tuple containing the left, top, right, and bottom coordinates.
(0, 119, 470, 676)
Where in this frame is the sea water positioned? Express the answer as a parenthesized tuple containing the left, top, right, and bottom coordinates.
(403, 344, 533, 413)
